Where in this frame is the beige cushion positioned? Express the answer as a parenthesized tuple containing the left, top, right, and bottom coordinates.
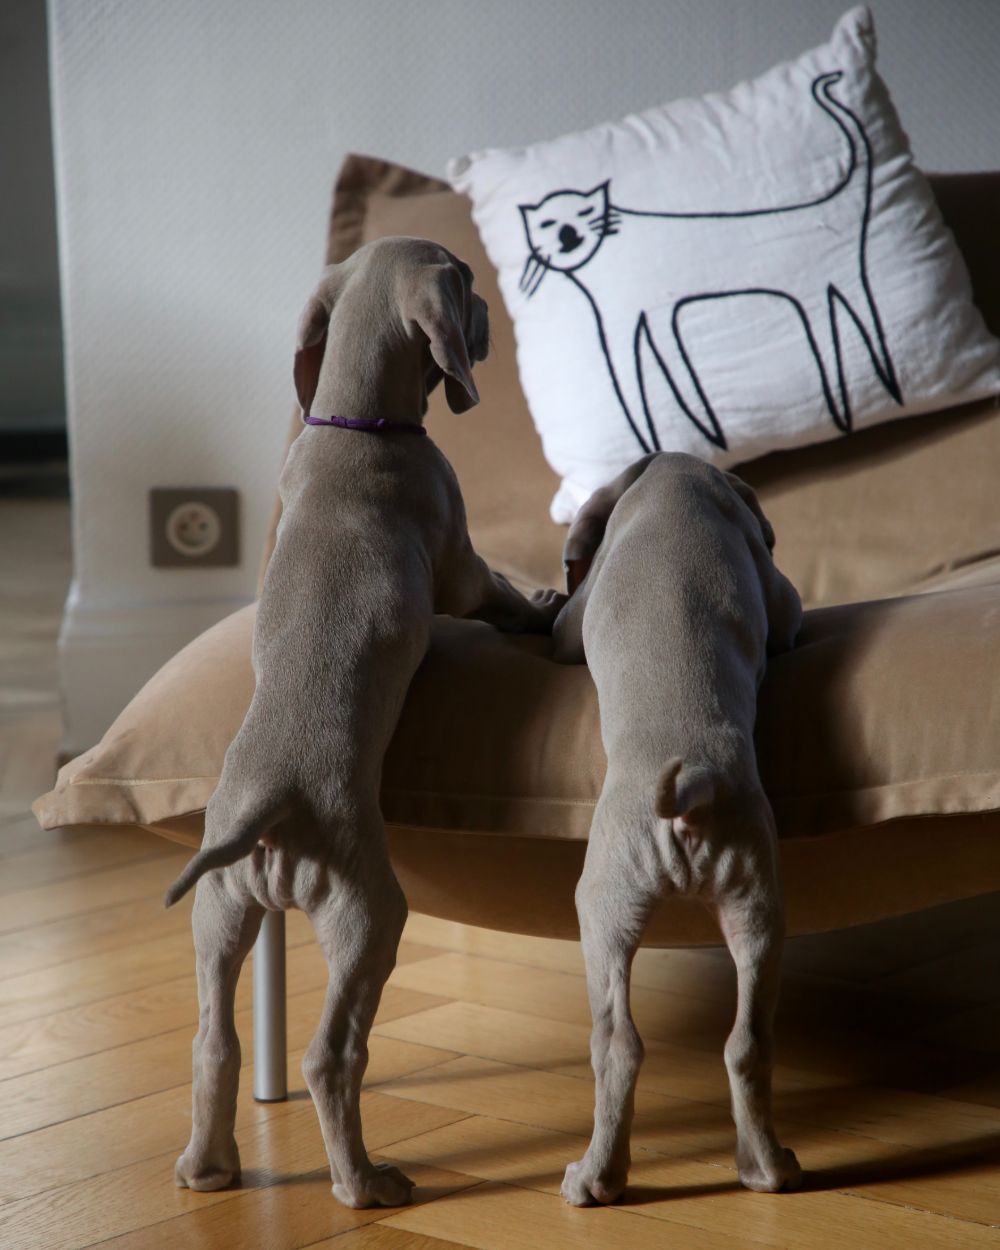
(34, 580, 1000, 940)
(35, 158, 1000, 944)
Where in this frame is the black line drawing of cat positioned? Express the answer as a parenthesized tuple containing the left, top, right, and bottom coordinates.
(518, 72, 903, 455)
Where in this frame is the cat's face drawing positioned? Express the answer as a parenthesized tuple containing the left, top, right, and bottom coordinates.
(519, 182, 619, 296)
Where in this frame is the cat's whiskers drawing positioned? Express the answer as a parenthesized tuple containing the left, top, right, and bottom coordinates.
(519, 207, 620, 298)
(517, 71, 902, 455)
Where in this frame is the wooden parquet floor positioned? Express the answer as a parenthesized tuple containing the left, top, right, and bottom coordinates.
(2, 495, 999, 1248)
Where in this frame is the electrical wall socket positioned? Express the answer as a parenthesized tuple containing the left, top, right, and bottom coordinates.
(149, 488, 240, 568)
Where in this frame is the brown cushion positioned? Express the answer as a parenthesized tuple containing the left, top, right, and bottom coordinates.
(34, 581, 1000, 939)
(265, 155, 1000, 609)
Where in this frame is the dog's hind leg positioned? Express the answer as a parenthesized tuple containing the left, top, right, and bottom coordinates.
(304, 848, 413, 1209)
(175, 875, 264, 1191)
(562, 812, 659, 1206)
(715, 826, 802, 1193)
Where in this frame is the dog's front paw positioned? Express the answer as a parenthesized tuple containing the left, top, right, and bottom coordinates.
(174, 1142, 241, 1192)
(737, 1145, 802, 1193)
(529, 587, 569, 632)
(560, 1157, 627, 1206)
(332, 1161, 415, 1209)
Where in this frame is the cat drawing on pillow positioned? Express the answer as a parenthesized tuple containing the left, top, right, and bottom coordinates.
(518, 72, 902, 455)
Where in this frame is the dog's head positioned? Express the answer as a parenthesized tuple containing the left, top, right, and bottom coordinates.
(561, 454, 660, 593)
(293, 237, 489, 418)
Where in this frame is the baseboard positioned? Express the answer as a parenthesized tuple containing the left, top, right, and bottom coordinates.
(58, 584, 252, 759)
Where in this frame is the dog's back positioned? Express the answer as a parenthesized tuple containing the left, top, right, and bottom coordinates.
(560, 453, 799, 778)
(253, 427, 458, 781)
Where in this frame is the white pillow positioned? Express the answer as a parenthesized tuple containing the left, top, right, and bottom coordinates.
(449, 6, 1000, 522)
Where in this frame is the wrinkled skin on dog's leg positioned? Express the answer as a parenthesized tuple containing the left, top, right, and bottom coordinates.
(175, 877, 264, 1191)
(561, 806, 656, 1206)
(304, 848, 414, 1209)
(717, 837, 802, 1193)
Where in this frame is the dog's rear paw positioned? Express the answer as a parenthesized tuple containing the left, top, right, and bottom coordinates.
(174, 1145, 241, 1192)
(332, 1162, 415, 1209)
(561, 1158, 627, 1206)
(738, 1145, 802, 1193)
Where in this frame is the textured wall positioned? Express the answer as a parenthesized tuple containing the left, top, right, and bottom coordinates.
(49, 0, 1000, 747)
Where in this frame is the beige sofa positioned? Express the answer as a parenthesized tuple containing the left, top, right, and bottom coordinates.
(36, 159, 1000, 950)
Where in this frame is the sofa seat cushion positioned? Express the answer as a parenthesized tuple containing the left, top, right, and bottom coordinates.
(36, 580, 1000, 843)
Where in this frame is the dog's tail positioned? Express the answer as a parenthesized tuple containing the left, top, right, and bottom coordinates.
(655, 758, 717, 824)
(163, 803, 283, 908)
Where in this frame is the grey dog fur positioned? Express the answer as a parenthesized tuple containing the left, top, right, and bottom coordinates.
(552, 451, 804, 1204)
(165, 237, 563, 1209)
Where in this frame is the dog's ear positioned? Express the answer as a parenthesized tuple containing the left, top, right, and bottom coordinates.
(562, 454, 659, 590)
(293, 294, 330, 415)
(723, 471, 775, 552)
(403, 264, 485, 414)
(293, 268, 343, 414)
(655, 758, 717, 826)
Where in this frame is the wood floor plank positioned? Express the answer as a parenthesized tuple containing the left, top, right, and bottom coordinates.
(385, 1115, 1000, 1245)
(0, 1095, 471, 1250)
(918, 1000, 1000, 1056)
(376, 1053, 698, 1152)
(376, 1047, 1000, 1223)
(305, 1226, 477, 1250)
(0, 926, 201, 1032)
(386, 951, 983, 1090)
(0, 708, 64, 809)
(780, 894, 1000, 985)
(381, 1179, 749, 1250)
(0, 930, 301, 1077)
(0, 905, 321, 1032)
(0, 981, 449, 1140)
(0, 1033, 457, 1204)
(872, 940, 1000, 1009)
(85, 1159, 479, 1250)
(939, 1068, 1000, 1110)
(0, 810, 97, 858)
(0, 910, 437, 1085)
(374, 998, 820, 1105)
(0, 852, 191, 934)
(0, 891, 312, 982)
(0, 826, 177, 894)
(0, 888, 192, 980)
(401, 914, 587, 976)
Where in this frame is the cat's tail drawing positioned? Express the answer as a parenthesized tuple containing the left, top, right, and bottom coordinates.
(811, 71, 902, 409)
(810, 73, 863, 195)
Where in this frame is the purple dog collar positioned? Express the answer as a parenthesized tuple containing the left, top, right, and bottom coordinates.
(302, 413, 426, 436)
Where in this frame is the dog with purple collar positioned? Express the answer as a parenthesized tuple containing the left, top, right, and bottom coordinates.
(165, 237, 564, 1209)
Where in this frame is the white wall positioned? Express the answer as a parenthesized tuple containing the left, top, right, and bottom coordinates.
(50, 0, 1000, 751)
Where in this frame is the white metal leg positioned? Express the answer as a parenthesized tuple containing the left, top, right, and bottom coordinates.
(253, 909, 287, 1102)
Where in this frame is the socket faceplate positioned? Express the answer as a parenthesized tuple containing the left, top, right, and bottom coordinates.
(149, 487, 240, 568)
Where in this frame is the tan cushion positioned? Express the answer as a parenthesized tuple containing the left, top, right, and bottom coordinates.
(38, 162, 1000, 945)
(267, 155, 1000, 609)
(34, 582, 1000, 939)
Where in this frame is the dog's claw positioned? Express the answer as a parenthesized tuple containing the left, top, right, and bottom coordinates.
(560, 1157, 627, 1206)
(737, 1145, 803, 1193)
(332, 1161, 415, 1209)
(174, 1146, 241, 1192)
(529, 587, 569, 631)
